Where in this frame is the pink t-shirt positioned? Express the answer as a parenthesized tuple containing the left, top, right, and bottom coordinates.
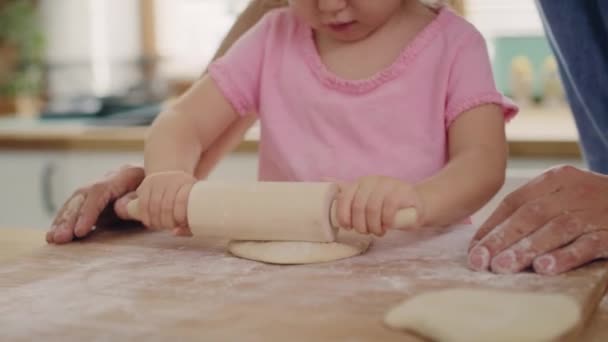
(209, 7, 518, 183)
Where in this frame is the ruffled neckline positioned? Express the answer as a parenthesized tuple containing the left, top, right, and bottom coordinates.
(298, 7, 453, 94)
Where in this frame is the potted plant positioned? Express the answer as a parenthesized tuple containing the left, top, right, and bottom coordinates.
(0, 0, 44, 117)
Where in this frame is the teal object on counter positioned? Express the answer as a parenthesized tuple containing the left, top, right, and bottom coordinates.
(492, 35, 554, 99)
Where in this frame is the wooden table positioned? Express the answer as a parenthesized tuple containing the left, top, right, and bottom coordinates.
(2, 226, 608, 341)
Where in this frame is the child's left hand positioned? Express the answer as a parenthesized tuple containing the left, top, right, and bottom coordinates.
(335, 176, 424, 237)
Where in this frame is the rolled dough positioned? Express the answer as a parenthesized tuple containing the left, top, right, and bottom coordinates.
(384, 288, 581, 342)
(228, 231, 373, 265)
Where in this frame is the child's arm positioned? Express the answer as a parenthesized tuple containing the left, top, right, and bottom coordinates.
(414, 104, 507, 226)
(336, 28, 513, 235)
(138, 2, 279, 231)
(193, 0, 283, 179)
(334, 104, 506, 236)
(146, 0, 282, 175)
(137, 77, 239, 230)
(144, 77, 238, 174)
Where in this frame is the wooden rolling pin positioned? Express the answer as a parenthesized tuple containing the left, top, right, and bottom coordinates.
(127, 182, 418, 242)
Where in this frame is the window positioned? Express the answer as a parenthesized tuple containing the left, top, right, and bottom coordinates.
(153, 0, 546, 78)
(151, 0, 577, 152)
(41, 0, 142, 97)
(466, 0, 544, 55)
(154, 0, 249, 79)
(467, 0, 544, 40)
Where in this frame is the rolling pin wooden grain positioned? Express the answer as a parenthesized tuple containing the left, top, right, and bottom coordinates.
(127, 182, 418, 242)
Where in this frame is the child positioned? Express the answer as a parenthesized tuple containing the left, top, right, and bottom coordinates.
(136, 0, 518, 237)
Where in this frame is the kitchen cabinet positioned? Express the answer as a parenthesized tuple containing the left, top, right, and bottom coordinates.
(0, 146, 580, 229)
(60, 150, 259, 198)
(0, 151, 65, 228)
(0, 116, 583, 229)
(0, 118, 260, 229)
(0, 150, 147, 229)
(0, 149, 258, 229)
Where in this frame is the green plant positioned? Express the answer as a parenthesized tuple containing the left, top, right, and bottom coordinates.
(0, 0, 44, 96)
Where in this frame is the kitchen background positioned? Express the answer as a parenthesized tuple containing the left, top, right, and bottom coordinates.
(0, 0, 582, 229)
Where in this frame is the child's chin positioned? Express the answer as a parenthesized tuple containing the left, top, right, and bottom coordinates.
(323, 28, 372, 43)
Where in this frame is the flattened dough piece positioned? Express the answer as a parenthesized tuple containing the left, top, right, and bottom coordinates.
(385, 288, 581, 342)
(228, 231, 372, 265)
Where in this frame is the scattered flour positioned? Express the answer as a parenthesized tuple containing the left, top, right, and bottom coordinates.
(0, 224, 602, 340)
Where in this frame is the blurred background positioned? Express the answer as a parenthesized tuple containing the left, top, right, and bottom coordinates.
(0, 0, 582, 229)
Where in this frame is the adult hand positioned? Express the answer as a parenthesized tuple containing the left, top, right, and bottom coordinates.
(468, 166, 608, 275)
(46, 165, 145, 244)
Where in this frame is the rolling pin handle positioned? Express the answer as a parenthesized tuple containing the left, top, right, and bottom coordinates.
(126, 199, 141, 221)
(392, 208, 419, 230)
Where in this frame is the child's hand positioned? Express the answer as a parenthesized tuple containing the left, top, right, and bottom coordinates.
(135, 171, 196, 233)
(335, 176, 423, 237)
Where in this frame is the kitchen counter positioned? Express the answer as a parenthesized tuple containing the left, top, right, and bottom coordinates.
(0, 106, 581, 156)
(0, 118, 258, 152)
(1, 226, 607, 341)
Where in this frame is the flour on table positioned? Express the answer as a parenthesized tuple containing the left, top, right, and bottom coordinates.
(2, 224, 602, 341)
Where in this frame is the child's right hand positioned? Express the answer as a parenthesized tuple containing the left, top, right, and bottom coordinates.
(335, 176, 424, 237)
(135, 171, 196, 234)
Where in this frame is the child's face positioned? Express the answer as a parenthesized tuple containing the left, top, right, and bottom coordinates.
(290, 0, 405, 42)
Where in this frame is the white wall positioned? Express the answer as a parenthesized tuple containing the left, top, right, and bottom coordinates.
(38, 0, 546, 95)
(467, 0, 545, 56)
(154, 0, 545, 78)
(40, 0, 142, 98)
(467, 0, 544, 37)
(154, 0, 249, 78)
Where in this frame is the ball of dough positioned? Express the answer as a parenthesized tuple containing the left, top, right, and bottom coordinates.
(384, 288, 581, 342)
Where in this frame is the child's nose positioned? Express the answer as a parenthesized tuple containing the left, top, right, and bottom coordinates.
(318, 0, 347, 13)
